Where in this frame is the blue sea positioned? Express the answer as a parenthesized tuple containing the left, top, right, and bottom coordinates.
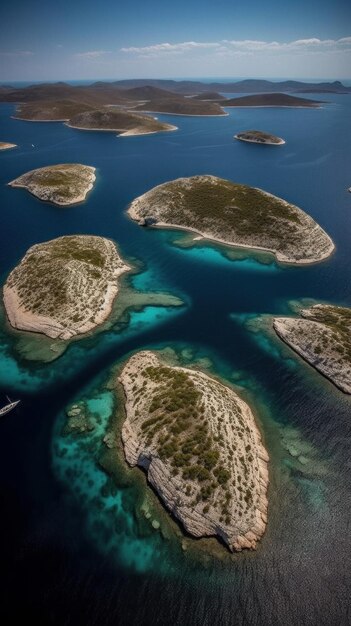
(0, 91, 351, 625)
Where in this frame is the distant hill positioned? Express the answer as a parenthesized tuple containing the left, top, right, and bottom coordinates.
(220, 93, 323, 107)
(134, 97, 226, 116)
(191, 91, 226, 101)
(14, 100, 94, 121)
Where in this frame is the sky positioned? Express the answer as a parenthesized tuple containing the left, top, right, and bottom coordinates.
(0, 0, 350, 81)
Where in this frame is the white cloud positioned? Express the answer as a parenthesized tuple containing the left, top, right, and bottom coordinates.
(120, 36, 351, 58)
(0, 50, 34, 57)
(75, 50, 111, 59)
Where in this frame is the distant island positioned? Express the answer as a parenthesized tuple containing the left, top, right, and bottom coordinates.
(0, 78, 348, 103)
(0, 142, 17, 150)
(8, 163, 96, 205)
(120, 350, 269, 551)
(0, 81, 332, 120)
(66, 108, 177, 136)
(221, 93, 322, 108)
(3, 235, 130, 340)
(128, 175, 335, 265)
(235, 130, 285, 145)
(273, 304, 351, 393)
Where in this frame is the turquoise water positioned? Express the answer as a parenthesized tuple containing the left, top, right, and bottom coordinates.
(1, 93, 351, 624)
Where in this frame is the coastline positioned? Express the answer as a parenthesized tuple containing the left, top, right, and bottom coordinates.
(128, 199, 335, 266)
(65, 122, 178, 136)
(273, 317, 351, 394)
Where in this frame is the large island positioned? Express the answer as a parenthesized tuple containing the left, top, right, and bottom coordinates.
(221, 93, 322, 108)
(273, 304, 351, 393)
(3, 235, 130, 340)
(66, 108, 177, 136)
(120, 351, 269, 552)
(128, 175, 334, 265)
(8, 163, 96, 205)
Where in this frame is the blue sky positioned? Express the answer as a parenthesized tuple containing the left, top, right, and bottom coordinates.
(0, 0, 350, 81)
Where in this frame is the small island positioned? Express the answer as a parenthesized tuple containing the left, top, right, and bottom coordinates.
(8, 163, 96, 206)
(120, 351, 269, 551)
(273, 304, 351, 393)
(128, 175, 335, 265)
(222, 92, 322, 108)
(66, 108, 177, 136)
(235, 130, 285, 145)
(3, 235, 130, 340)
(0, 142, 17, 150)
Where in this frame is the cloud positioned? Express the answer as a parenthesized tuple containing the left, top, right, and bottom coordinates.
(0, 50, 34, 57)
(75, 50, 111, 59)
(121, 41, 220, 55)
(120, 37, 351, 58)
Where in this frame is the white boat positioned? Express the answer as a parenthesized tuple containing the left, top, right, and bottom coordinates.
(0, 396, 21, 416)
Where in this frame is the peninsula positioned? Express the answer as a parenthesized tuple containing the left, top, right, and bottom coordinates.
(0, 142, 17, 150)
(273, 304, 351, 393)
(3, 235, 130, 340)
(66, 108, 177, 136)
(128, 175, 335, 265)
(120, 351, 269, 552)
(8, 163, 96, 205)
(221, 93, 322, 108)
(235, 130, 285, 145)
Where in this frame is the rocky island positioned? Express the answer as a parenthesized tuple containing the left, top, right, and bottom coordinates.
(273, 304, 351, 393)
(221, 93, 323, 107)
(14, 99, 94, 121)
(3, 235, 130, 340)
(0, 142, 17, 150)
(128, 175, 335, 265)
(66, 108, 177, 136)
(235, 130, 285, 145)
(8, 163, 96, 205)
(120, 351, 269, 551)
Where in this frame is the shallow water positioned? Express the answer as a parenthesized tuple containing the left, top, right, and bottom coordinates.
(0, 93, 351, 625)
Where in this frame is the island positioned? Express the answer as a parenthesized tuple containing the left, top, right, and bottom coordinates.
(134, 96, 227, 116)
(13, 99, 94, 121)
(235, 130, 285, 145)
(273, 304, 351, 393)
(221, 93, 322, 108)
(119, 351, 269, 551)
(3, 235, 130, 340)
(8, 163, 96, 205)
(0, 142, 17, 150)
(66, 108, 177, 136)
(127, 175, 335, 265)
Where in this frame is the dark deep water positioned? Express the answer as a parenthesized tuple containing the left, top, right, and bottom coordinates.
(0, 93, 351, 625)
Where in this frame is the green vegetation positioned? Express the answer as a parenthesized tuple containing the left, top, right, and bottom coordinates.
(138, 365, 227, 495)
(302, 305, 351, 362)
(129, 175, 334, 263)
(5, 235, 125, 331)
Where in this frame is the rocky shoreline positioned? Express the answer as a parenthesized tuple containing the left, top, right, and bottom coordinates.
(119, 351, 269, 552)
(8, 163, 96, 206)
(3, 235, 131, 340)
(273, 304, 351, 393)
(128, 175, 335, 265)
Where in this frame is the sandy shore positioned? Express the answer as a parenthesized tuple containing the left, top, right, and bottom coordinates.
(65, 122, 178, 136)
